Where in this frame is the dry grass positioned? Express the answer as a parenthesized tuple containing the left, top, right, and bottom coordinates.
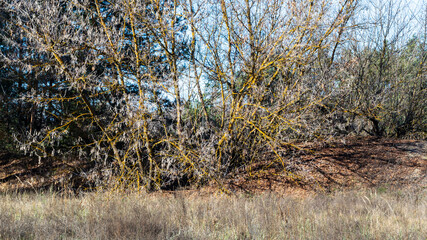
(0, 188, 425, 240)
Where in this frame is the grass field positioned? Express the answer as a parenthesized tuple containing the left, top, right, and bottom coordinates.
(0, 187, 425, 239)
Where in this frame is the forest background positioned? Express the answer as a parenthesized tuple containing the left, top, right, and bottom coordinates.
(0, 0, 425, 192)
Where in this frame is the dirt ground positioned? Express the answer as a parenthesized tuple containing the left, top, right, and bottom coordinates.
(0, 152, 93, 193)
(1, 137, 426, 195)
(223, 137, 426, 195)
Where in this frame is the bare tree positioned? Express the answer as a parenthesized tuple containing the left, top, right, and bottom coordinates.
(329, 0, 426, 137)
(1, 0, 370, 191)
(182, 0, 359, 178)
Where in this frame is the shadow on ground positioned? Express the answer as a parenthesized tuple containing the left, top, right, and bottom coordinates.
(1, 137, 426, 195)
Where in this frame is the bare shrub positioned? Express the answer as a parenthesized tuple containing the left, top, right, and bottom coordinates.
(1, 0, 358, 190)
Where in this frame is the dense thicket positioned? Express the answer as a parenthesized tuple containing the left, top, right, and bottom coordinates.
(0, 0, 425, 191)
